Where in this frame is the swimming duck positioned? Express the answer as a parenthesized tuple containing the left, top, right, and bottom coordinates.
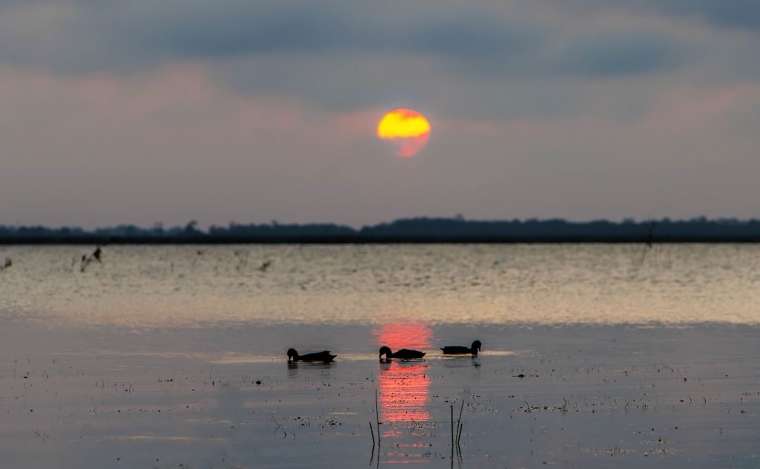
(441, 340, 482, 356)
(287, 348, 336, 363)
(379, 346, 425, 361)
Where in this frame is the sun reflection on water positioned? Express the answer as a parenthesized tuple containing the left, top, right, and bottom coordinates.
(375, 323, 432, 424)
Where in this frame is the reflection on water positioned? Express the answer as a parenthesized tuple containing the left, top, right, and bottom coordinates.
(378, 361, 431, 424)
(376, 323, 432, 352)
(376, 323, 431, 424)
(286, 361, 335, 379)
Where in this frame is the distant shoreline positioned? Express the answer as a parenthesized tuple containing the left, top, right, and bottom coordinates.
(4, 217, 760, 244)
(3, 237, 760, 244)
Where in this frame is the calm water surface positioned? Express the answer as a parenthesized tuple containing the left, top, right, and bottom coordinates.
(1, 245, 760, 468)
(1, 244, 760, 326)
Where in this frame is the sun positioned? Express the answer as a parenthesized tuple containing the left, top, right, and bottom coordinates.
(376, 108, 431, 158)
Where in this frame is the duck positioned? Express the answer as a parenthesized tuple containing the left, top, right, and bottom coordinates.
(441, 340, 482, 356)
(287, 348, 336, 363)
(379, 346, 425, 361)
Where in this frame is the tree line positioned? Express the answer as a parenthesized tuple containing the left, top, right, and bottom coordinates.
(3, 217, 760, 243)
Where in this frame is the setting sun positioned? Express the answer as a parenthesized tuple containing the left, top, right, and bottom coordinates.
(377, 108, 431, 158)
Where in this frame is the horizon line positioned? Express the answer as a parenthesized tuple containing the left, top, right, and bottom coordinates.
(3, 215, 760, 232)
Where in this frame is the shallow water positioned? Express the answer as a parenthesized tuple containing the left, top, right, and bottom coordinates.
(1, 244, 760, 326)
(1, 245, 760, 468)
(2, 321, 760, 468)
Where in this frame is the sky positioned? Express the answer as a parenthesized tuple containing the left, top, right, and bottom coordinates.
(2, 0, 760, 227)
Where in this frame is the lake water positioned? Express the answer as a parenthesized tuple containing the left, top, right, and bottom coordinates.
(2, 244, 760, 327)
(1, 245, 759, 468)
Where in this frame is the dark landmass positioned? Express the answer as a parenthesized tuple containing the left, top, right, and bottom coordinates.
(3, 217, 760, 244)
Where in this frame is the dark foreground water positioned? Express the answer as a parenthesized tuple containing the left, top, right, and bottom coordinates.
(2, 321, 760, 468)
(1, 245, 760, 468)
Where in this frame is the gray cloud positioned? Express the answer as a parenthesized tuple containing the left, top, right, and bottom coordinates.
(561, 0, 760, 32)
(643, 0, 760, 31)
(0, 0, 695, 118)
(555, 33, 682, 77)
(0, 1, 541, 71)
(0, 1, 683, 82)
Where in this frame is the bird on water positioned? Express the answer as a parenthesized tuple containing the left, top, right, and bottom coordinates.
(379, 346, 425, 361)
(287, 348, 336, 363)
(441, 340, 482, 356)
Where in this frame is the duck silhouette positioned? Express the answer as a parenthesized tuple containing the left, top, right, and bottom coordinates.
(379, 345, 425, 362)
(287, 348, 336, 363)
(441, 340, 482, 356)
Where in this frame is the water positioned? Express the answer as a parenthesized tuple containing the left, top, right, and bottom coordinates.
(1, 245, 760, 468)
(2, 244, 760, 327)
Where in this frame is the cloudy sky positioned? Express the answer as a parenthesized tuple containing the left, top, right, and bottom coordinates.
(2, 0, 760, 227)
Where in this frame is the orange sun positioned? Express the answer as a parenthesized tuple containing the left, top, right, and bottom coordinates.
(377, 108, 431, 158)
